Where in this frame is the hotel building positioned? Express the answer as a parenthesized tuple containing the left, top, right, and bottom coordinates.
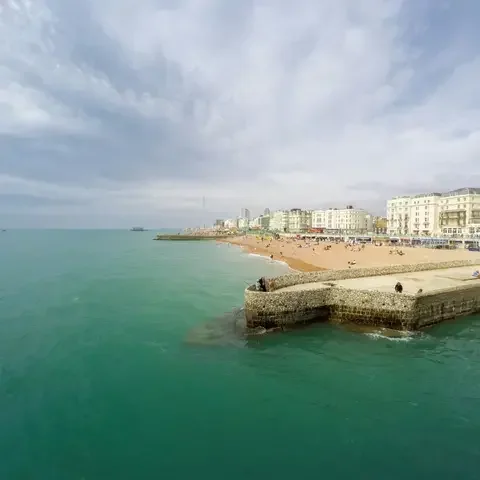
(288, 209, 312, 233)
(312, 207, 373, 234)
(387, 187, 480, 236)
(269, 210, 290, 232)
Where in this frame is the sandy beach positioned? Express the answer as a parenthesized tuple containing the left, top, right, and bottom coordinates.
(220, 235, 478, 272)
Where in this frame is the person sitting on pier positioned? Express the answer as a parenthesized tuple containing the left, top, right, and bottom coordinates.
(395, 282, 403, 293)
(257, 277, 267, 292)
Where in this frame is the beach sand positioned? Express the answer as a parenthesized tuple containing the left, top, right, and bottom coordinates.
(219, 235, 478, 272)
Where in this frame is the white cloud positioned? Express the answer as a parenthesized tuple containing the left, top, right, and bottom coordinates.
(92, 0, 480, 204)
(1, 0, 480, 225)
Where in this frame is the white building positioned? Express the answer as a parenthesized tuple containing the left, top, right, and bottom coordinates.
(269, 210, 290, 232)
(387, 187, 480, 237)
(312, 207, 373, 233)
(249, 216, 261, 228)
(288, 209, 312, 233)
(237, 217, 249, 229)
(438, 188, 480, 236)
(249, 215, 271, 230)
(224, 218, 238, 229)
(387, 193, 440, 236)
(312, 210, 326, 229)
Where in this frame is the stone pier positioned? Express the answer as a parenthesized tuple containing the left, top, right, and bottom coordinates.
(245, 260, 480, 330)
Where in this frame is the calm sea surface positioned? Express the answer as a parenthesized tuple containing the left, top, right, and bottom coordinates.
(1, 230, 479, 479)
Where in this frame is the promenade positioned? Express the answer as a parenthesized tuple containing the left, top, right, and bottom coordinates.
(277, 265, 479, 295)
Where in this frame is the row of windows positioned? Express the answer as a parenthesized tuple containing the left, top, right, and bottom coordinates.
(389, 196, 480, 207)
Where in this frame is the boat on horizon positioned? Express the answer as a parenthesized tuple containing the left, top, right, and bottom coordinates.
(130, 227, 147, 232)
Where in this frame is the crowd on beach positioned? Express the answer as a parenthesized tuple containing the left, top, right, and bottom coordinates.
(221, 233, 476, 272)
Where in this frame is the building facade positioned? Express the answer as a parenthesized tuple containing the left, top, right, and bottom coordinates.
(288, 209, 312, 233)
(312, 210, 326, 229)
(237, 217, 249, 229)
(387, 193, 440, 236)
(387, 188, 480, 236)
(269, 210, 290, 232)
(249, 215, 270, 230)
(373, 216, 388, 234)
(438, 188, 480, 236)
(312, 207, 373, 234)
(224, 218, 237, 229)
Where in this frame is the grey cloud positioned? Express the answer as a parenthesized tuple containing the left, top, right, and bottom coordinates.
(1, 0, 480, 227)
(0, 194, 83, 208)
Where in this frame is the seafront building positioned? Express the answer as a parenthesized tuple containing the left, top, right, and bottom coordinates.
(249, 215, 270, 230)
(268, 209, 312, 233)
(312, 206, 373, 234)
(237, 217, 249, 229)
(266, 206, 374, 234)
(372, 216, 388, 234)
(387, 187, 480, 237)
(269, 210, 290, 232)
(224, 218, 237, 229)
(288, 209, 312, 233)
(387, 193, 440, 236)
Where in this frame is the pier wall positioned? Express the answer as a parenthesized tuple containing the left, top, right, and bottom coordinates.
(245, 260, 480, 330)
(413, 284, 480, 328)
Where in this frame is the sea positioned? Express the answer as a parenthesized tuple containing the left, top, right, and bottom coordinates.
(1, 230, 479, 479)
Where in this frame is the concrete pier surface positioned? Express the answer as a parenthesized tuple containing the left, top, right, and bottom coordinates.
(244, 260, 480, 331)
(278, 265, 480, 295)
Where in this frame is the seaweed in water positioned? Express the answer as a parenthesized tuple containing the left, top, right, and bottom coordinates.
(184, 307, 275, 347)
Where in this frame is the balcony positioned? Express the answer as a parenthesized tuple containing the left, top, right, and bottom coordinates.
(440, 210, 467, 227)
(471, 210, 480, 224)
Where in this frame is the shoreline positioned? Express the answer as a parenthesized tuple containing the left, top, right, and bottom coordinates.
(217, 239, 327, 272)
(219, 235, 478, 271)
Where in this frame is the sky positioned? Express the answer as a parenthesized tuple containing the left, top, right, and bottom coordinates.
(1, 0, 480, 228)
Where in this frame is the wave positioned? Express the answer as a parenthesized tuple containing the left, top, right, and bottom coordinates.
(365, 332, 414, 342)
(247, 253, 289, 267)
(364, 329, 426, 342)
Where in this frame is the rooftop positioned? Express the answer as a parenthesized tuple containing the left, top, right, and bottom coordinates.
(390, 187, 480, 200)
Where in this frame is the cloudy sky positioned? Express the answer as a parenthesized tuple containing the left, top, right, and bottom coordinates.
(1, 0, 479, 228)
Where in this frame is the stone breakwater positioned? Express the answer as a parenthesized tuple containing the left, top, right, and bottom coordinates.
(245, 260, 480, 330)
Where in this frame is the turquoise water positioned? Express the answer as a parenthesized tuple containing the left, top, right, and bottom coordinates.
(1, 230, 479, 479)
